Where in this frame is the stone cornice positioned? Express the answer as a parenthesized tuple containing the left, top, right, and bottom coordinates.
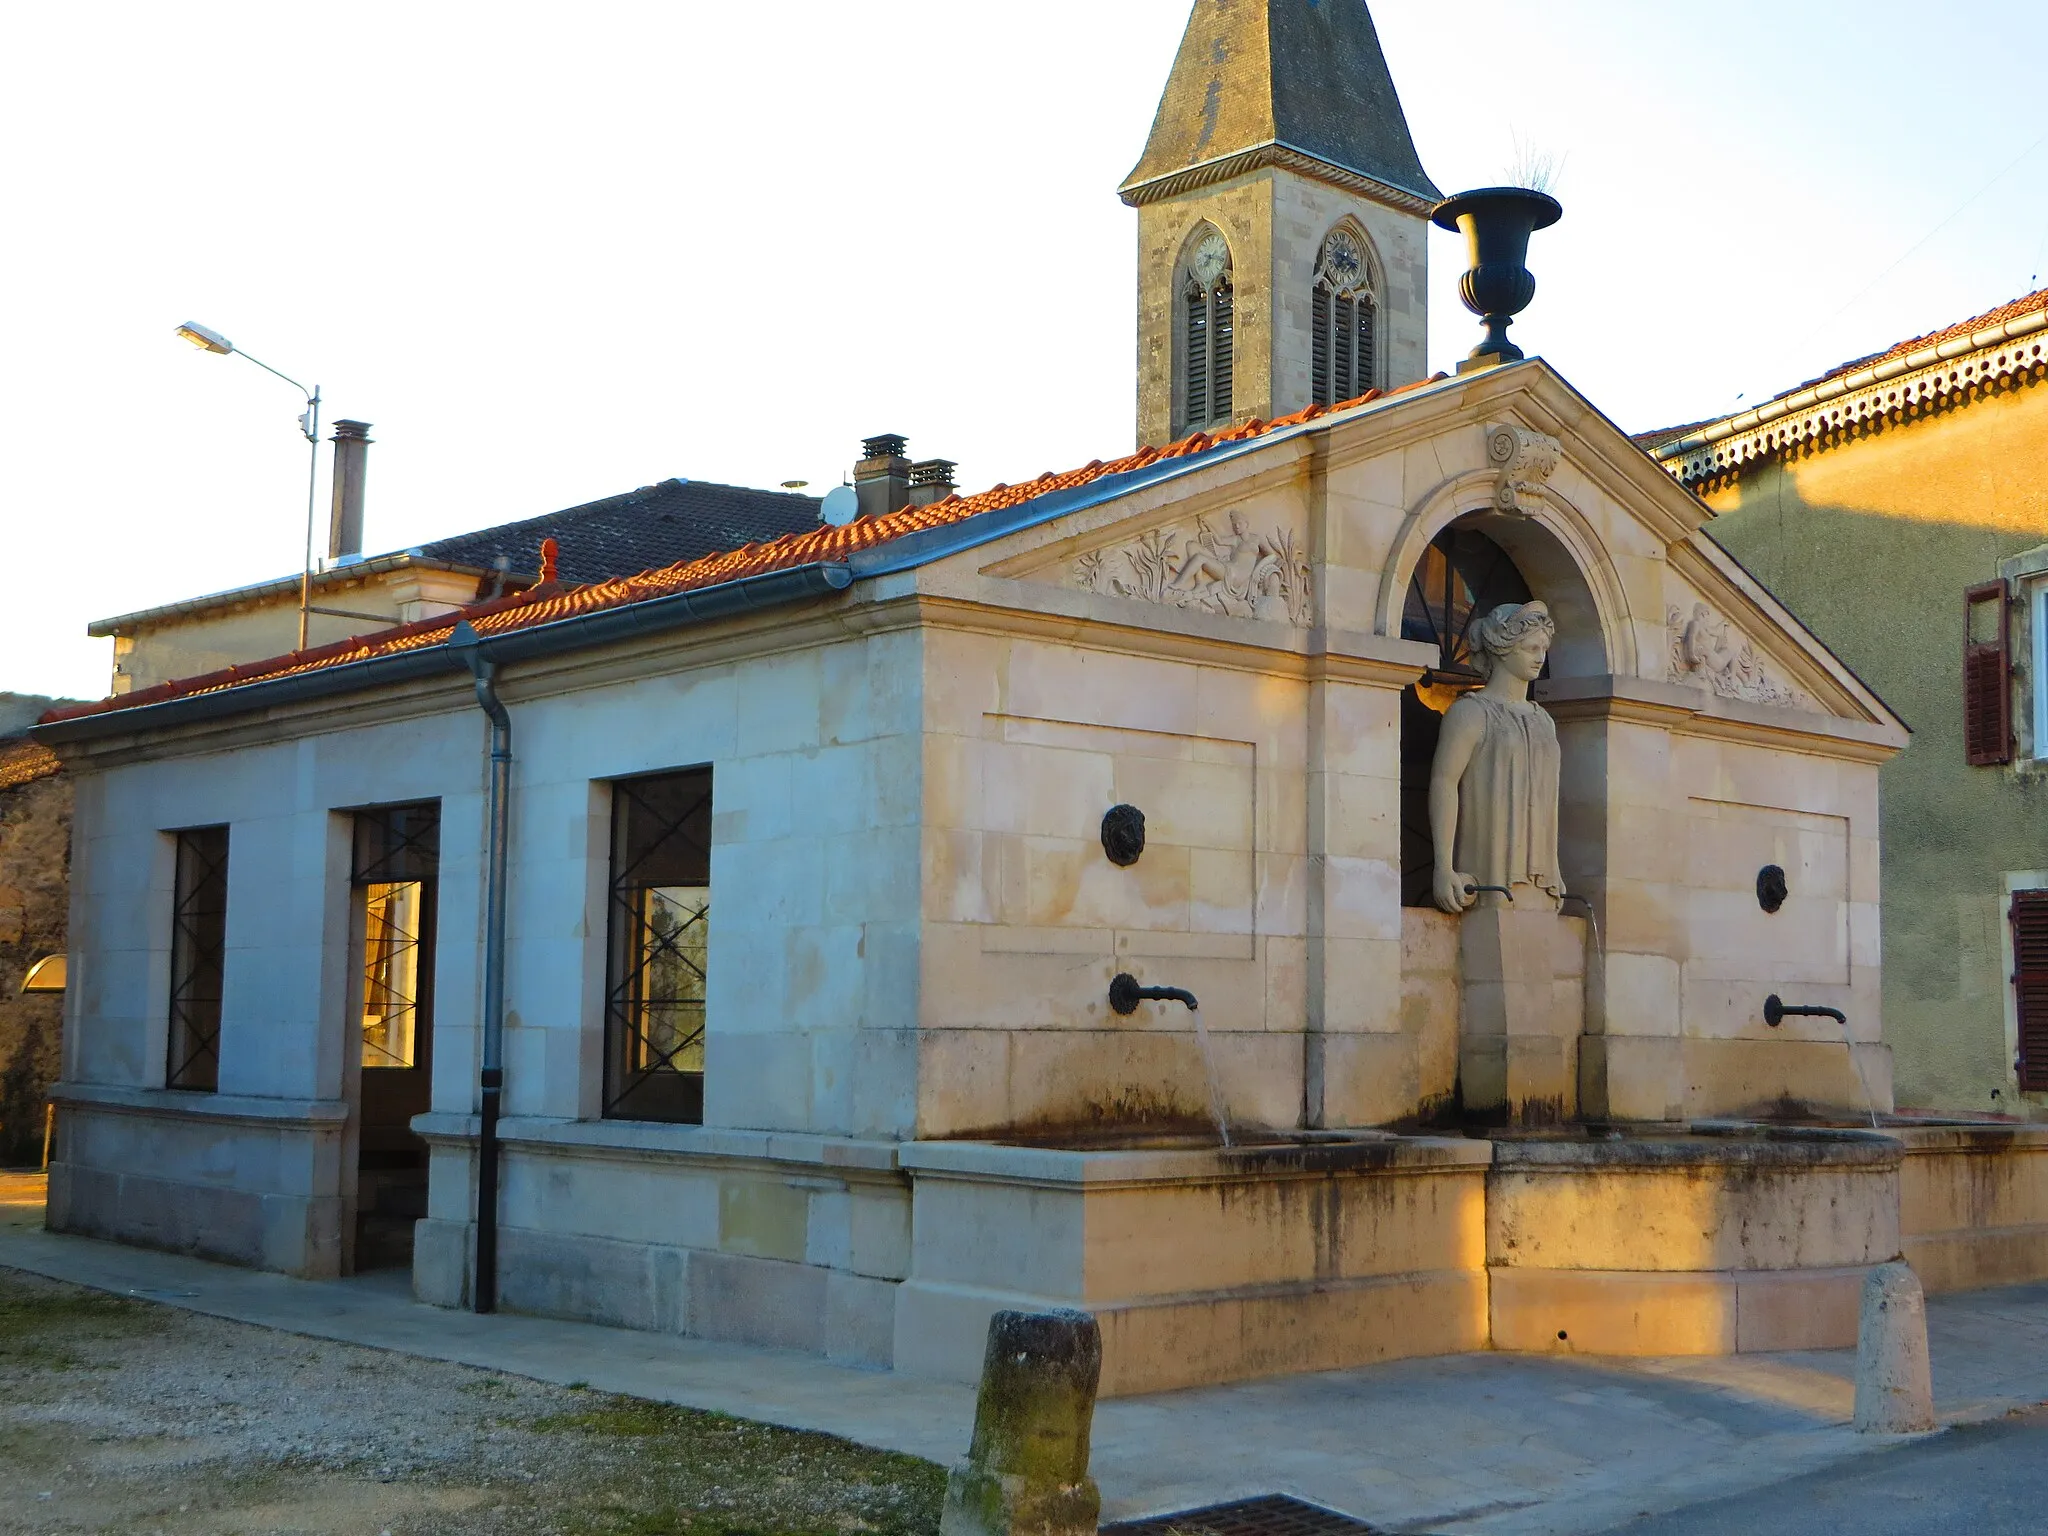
(50, 1080, 349, 1128)
(1119, 141, 1438, 217)
(1537, 674, 1906, 763)
(911, 588, 1437, 687)
(413, 1113, 906, 1182)
(1655, 310, 2048, 489)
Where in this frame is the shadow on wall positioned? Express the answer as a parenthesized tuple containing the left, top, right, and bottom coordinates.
(1706, 483, 2048, 1112)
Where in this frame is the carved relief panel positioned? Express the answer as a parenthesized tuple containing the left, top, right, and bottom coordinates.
(1069, 512, 1313, 627)
(1666, 597, 1813, 710)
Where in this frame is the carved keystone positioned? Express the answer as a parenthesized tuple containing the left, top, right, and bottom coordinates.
(939, 1309, 1103, 1536)
(1485, 422, 1560, 513)
(1854, 1261, 1935, 1433)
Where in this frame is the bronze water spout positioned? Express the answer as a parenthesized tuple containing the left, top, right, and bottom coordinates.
(1109, 975, 1199, 1015)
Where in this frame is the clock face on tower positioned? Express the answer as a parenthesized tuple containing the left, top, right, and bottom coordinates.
(1190, 232, 1231, 289)
(1322, 230, 1366, 292)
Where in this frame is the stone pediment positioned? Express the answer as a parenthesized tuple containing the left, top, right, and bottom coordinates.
(934, 361, 1903, 740)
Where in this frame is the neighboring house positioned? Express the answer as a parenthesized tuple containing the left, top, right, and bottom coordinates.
(93, 476, 825, 695)
(1646, 287, 2048, 1114)
(30, 0, 1910, 1388)
(0, 707, 73, 1167)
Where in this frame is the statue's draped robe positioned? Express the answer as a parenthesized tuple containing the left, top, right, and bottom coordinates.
(1449, 694, 1562, 896)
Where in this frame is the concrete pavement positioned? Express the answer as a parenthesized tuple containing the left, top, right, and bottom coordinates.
(5, 1172, 2046, 1534)
(1582, 1408, 2048, 1535)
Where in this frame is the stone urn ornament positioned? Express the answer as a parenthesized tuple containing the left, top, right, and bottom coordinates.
(1431, 186, 1563, 371)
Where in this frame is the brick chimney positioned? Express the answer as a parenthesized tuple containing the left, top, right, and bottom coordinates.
(327, 420, 372, 559)
(854, 434, 913, 518)
(908, 459, 957, 507)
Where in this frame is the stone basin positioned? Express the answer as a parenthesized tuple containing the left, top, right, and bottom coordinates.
(1485, 1119, 1901, 1356)
(893, 1131, 1491, 1395)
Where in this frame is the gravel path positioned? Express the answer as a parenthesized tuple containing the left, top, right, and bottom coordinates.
(0, 1265, 943, 1536)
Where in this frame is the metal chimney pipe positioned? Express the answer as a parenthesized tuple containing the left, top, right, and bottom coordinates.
(327, 420, 373, 558)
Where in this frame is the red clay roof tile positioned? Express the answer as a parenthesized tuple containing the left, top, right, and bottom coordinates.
(1825, 286, 2048, 382)
(0, 738, 62, 790)
(45, 384, 1434, 728)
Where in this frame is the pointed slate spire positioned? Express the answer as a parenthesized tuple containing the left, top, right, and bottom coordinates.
(1122, 0, 1439, 208)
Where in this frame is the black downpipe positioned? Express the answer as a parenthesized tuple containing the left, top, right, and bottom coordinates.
(452, 622, 511, 1314)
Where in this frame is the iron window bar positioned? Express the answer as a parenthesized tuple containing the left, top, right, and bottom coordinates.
(166, 827, 230, 1092)
(604, 770, 713, 1123)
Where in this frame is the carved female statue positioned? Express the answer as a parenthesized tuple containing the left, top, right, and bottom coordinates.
(1429, 601, 1566, 914)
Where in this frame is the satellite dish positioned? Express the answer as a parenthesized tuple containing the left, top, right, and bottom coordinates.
(820, 486, 859, 527)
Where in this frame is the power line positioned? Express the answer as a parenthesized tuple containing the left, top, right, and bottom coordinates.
(1787, 130, 2048, 363)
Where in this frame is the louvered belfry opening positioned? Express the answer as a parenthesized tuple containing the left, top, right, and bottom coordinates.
(1179, 230, 1235, 437)
(1965, 581, 2013, 766)
(2013, 889, 2048, 1090)
(1312, 227, 1379, 408)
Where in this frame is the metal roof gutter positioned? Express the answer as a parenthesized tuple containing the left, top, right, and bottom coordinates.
(1654, 305, 2048, 460)
(36, 562, 852, 746)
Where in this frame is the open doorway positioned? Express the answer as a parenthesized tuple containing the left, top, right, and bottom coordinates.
(348, 802, 439, 1271)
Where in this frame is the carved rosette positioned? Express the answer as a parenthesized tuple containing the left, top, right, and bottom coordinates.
(1486, 422, 1562, 514)
(1072, 513, 1313, 627)
(1666, 601, 1812, 710)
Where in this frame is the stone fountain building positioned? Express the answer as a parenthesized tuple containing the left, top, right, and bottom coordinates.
(34, 0, 2048, 1392)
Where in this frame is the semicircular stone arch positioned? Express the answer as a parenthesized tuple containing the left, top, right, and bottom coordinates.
(1375, 469, 1639, 681)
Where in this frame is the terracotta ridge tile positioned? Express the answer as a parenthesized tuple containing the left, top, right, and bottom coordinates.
(63, 381, 1442, 722)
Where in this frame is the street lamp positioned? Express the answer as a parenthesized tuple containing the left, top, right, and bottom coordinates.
(175, 321, 323, 650)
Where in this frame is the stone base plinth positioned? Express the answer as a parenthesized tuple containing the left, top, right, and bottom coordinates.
(895, 1135, 1491, 1395)
(1459, 908, 1585, 1126)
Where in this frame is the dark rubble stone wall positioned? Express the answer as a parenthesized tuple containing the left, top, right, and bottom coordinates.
(0, 766, 69, 1165)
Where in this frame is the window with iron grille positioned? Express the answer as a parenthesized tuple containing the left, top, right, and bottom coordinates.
(166, 826, 229, 1091)
(1177, 230, 1234, 437)
(604, 768, 712, 1123)
(1965, 581, 2013, 766)
(1312, 226, 1379, 408)
(2013, 889, 2048, 1091)
(352, 803, 439, 1072)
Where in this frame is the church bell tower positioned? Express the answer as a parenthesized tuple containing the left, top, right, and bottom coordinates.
(1124, 0, 1439, 448)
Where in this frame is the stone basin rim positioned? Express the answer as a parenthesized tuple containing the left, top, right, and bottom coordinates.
(1492, 1122, 1901, 1169)
(898, 1132, 1491, 1186)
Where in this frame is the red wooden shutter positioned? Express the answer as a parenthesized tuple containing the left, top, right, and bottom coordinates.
(1965, 581, 2012, 766)
(2013, 890, 2048, 1090)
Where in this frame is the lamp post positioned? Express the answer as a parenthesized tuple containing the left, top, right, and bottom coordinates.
(176, 322, 323, 650)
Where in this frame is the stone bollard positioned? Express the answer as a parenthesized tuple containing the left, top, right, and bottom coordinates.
(939, 1309, 1103, 1536)
(1853, 1260, 1935, 1433)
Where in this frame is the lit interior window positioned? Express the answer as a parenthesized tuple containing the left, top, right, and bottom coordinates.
(361, 879, 425, 1069)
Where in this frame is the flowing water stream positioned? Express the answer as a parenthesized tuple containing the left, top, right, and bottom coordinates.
(1189, 1005, 1234, 1149)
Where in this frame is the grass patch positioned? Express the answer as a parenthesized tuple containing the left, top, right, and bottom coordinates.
(0, 1270, 160, 1372)
(534, 1396, 944, 1536)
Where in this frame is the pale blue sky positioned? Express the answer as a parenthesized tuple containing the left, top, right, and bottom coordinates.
(4, 0, 2045, 700)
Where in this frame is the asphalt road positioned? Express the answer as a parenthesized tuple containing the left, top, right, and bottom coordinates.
(1588, 1409, 2048, 1535)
